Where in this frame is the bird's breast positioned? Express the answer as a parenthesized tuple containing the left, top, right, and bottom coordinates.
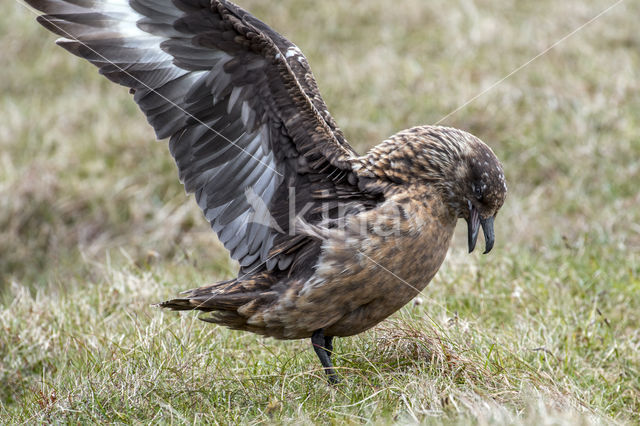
(307, 187, 457, 336)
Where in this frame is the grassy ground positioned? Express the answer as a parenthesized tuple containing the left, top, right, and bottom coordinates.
(1, 0, 639, 423)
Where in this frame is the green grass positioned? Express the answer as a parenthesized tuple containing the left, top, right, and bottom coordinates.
(1, 0, 639, 423)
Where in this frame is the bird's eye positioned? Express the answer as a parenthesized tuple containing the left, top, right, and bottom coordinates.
(473, 184, 483, 200)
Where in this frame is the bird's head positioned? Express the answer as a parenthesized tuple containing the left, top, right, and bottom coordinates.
(456, 137, 507, 253)
(418, 126, 507, 253)
(364, 125, 507, 253)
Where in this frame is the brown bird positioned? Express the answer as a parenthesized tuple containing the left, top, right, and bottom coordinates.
(27, 0, 507, 383)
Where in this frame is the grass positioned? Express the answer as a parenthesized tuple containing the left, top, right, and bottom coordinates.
(1, 0, 639, 423)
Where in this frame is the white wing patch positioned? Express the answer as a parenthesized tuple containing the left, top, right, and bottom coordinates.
(285, 46, 303, 59)
(52, 0, 175, 66)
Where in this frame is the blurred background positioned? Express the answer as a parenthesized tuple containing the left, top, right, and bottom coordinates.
(1, 0, 639, 421)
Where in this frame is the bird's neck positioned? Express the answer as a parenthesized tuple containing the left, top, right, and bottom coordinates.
(352, 136, 462, 193)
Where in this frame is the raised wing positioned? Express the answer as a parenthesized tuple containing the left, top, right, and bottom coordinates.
(27, 0, 363, 271)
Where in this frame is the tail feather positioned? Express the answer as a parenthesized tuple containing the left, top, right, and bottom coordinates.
(157, 279, 237, 312)
(157, 272, 302, 339)
(156, 273, 277, 313)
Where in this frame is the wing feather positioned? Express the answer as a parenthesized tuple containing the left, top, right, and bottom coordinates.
(28, 0, 368, 272)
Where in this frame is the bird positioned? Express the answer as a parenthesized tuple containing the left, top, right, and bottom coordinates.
(27, 0, 507, 383)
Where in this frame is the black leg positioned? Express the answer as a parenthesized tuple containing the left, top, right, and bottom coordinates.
(311, 329, 339, 384)
(324, 335, 334, 357)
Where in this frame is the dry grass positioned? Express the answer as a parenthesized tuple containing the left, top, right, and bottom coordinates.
(1, 0, 639, 423)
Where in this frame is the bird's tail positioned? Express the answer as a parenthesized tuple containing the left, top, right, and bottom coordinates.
(156, 272, 278, 313)
(156, 273, 281, 334)
(156, 279, 238, 312)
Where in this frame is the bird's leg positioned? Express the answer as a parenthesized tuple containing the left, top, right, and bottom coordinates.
(311, 329, 339, 384)
(324, 335, 334, 357)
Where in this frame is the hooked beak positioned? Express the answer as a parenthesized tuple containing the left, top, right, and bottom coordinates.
(466, 201, 495, 254)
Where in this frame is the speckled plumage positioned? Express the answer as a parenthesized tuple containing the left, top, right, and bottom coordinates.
(28, 0, 507, 381)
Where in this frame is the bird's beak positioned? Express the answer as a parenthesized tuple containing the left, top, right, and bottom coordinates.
(466, 201, 495, 254)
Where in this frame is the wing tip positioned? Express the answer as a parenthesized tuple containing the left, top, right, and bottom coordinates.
(36, 15, 75, 38)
